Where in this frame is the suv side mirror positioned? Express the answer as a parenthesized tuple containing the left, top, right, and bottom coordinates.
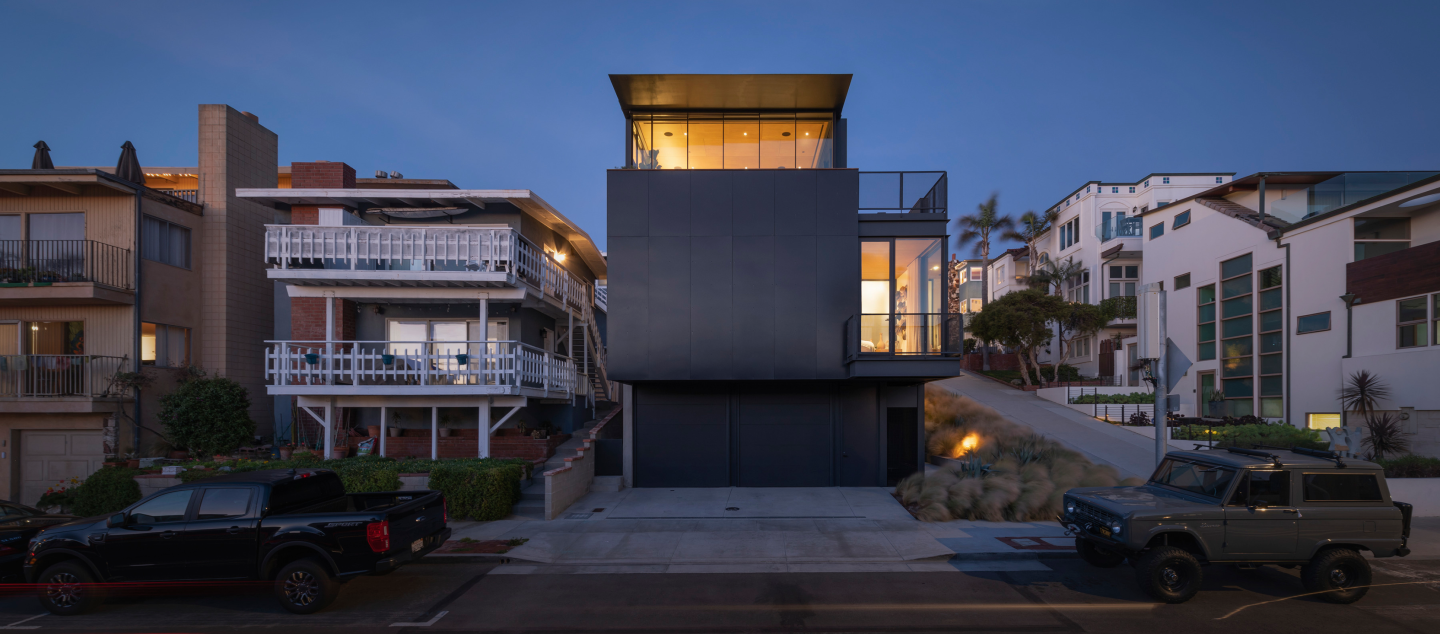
(106, 513, 127, 528)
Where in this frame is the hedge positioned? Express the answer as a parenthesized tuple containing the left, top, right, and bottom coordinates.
(1171, 423, 1328, 450)
(72, 467, 143, 517)
(1070, 392, 1154, 404)
(1377, 455, 1440, 478)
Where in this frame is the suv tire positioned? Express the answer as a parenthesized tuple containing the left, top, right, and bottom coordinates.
(37, 561, 103, 616)
(274, 558, 341, 614)
(1134, 546, 1203, 603)
(1301, 548, 1371, 604)
(1077, 537, 1125, 568)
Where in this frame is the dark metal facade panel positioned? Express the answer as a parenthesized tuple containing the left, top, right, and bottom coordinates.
(690, 236, 734, 380)
(690, 171, 733, 236)
(731, 236, 776, 379)
(774, 170, 817, 236)
(634, 386, 730, 487)
(849, 358, 962, 378)
(774, 236, 818, 379)
(837, 385, 879, 486)
(736, 391, 833, 487)
(817, 170, 860, 236)
(647, 236, 693, 379)
(815, 235, 858, 379)
(607, 236, 649, 380)
(608, 170, 648, 237)
(858, 217, 951, 237)
(647, 171, 691, 237)
(732, 171, 776, 236)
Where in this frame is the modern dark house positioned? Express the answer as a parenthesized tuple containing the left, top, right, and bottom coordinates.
(606, 74, 959, 488)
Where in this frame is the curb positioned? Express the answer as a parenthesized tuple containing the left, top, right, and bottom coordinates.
(948, 551, 1080, 561)
(417, 553, 548, 565)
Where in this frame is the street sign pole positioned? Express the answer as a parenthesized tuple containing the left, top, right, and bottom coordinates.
(1154, 288, 1167, 466)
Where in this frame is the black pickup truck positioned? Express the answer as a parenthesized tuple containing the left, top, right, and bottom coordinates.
(24, 468, 450, 615)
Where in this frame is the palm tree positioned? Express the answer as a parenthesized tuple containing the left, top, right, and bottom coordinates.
(1338, 370, 1391, 427)
(1003, 209, 1059, 276)
(1030, 256, 1083, 298)
(954, 193, 1014, 371)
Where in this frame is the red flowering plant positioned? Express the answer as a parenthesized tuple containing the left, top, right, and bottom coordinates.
(36, 476, 83, 512)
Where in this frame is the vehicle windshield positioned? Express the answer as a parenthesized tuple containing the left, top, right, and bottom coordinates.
(1149, 458, 1237, 500)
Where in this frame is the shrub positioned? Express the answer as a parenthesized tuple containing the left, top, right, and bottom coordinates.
(72, 467, 143, 517)
(158, 376, 256, 457)
(1171, 423, 1327, 450)
(1070, 392, 1154, 405)
(1378, 455, 1440, 478)
(904, 385, 1140, 522)
(427, 461, 525, 521)
(980, 364, 1082, 386)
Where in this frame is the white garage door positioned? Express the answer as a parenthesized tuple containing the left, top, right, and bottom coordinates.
(20, 431, 104, 506)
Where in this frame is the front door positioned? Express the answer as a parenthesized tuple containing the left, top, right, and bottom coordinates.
(886, 407, 919, 486)
(179, 487, 259, 579)
(1224, 470, 1299, 556)
(101, 489, 194, 580)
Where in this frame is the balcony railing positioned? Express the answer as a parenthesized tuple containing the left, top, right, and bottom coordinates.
(0, 355, 128, 398)
(162, 189, 198, 204)
(264, 340, 578, 397)
(263, 225, 594, 312)
(845, 313, 962, 361)
(1100, 295, 1137, 320)
(1095, 216, 1142, 242)
(859, 172, 947, 214)
(0, 240, 133, 290)
(594, 285, 608, 312)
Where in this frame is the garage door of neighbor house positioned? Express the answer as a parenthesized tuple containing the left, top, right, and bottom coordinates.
(21, 431, 104, 506)
(736, 392, 832, 487)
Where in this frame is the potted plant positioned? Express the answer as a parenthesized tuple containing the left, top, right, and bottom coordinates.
(277, 444, 294, 460)
(367, 425, 381, 437)
(292, 446, 315, 459)
(331, 447, 349, 460)
(169, 449, 190, 460)
(388, 426, 402, 437)
(124, 452, 141, 470)
(36, 477, 82, 514)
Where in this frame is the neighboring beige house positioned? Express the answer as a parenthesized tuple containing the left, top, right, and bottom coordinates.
(0, 105, 278, 504)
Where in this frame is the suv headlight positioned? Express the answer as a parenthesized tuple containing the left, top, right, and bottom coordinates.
(1111, 524, 1123, 536)
(1065, 500, 1076, 515)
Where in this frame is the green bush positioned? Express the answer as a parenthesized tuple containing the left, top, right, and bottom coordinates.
(1172, 423, 1328, 450)
(1070, 392, 1154, 404)
(1378, 455, 1440, 478)
(158, 376, 256, 457)
(72, 467, 143, 517)
(981, 364, 1082, 386)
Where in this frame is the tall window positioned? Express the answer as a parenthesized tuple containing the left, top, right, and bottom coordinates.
(1220, 254, 1254, 417)
(631, 112, 833, 170)
(1353, 217, 1409, 261)
(1198, 371, 1217, 417)
(1258, 266, 1283, 418)
(1397, 296, 1430, 348)
(1197, 284, 1216, 361)
(1059, 217, 1080, 250)
(141, 322, 190, 367)
(1065, 269, 1090, 304)
(1109, 265, 1138, 297)
(142, 215, 191, 269)
(860, 238, 945, 354)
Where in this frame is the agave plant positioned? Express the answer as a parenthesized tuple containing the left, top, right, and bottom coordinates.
(958, 456, 992, 476)
(1362, 413, 1411, 461)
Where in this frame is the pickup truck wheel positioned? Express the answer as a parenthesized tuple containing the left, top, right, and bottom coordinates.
(1135, 546, 1203, 604)
(274, 558, 341, 615)
(1077, 537, 1126, 568)
(1302, 549, 1371, 604)
(37, 561, 103, 616)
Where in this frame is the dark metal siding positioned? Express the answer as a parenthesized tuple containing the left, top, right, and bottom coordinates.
(634, 386, 730, 487)
(736, 391, 832, 487)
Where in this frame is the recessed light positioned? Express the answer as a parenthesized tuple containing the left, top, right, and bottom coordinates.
(743, 132, 747, 136)
(782, 132, 791, 137)
(1400, 192, 1440, 208)
(805, 132, 810, 136)
(663, 132, 672, 137)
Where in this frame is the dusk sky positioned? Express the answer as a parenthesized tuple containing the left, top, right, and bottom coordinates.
(5, 0, 1437, 253)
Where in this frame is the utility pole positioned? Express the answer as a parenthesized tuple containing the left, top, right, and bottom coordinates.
(1138, 282, 1168, 465)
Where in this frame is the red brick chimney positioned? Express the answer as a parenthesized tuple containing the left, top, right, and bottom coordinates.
(289, 161, 356, 225)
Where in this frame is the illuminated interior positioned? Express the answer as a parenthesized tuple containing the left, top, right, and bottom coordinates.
(632, 112, 833, 170)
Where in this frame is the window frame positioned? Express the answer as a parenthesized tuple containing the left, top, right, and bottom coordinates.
(141, 215, 192, 270)
(141, 321, 191, 368)
(1174, 273, 1191, 290)
(858, 236, 948, 355)
(1396, 295, 1429, 348)
(1296, 311, 1331, 334)
(1149, 223, 1164, 240)
(1219, 253, 1254, 417)
(1162, 177, 1170, 184)
(1257, 265, 1283, 418)
(1173, 210, 1191, 229)
(1197, 283, 1217, 362)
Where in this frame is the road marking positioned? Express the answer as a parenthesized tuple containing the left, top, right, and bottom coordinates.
(389, 610, 448, 627)
(1217, 581, 1440, 619)
(0, 614, 46, 630)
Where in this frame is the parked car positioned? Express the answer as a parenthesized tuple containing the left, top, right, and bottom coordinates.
(0, 502, 76, 582)
(1061, 446, 1411, 604)
(24, 469, 450, 615)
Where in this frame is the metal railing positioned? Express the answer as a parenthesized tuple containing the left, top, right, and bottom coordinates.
(858, 171, 947, 214)
(164, 189, 198, 203)
(0, 240, 133, 290)
(263, 225, 595, 313)
(1095, 216, 1142, 242)
(264, 339, 578, 396)
(594, 285, 608, 312)
(1100, 295, 1137, 320)
(845, 313, 961, 361)
(0, 355, 128, 398)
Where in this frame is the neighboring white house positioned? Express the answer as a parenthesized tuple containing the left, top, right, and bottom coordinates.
(1136, 171, 1440, 457)
(988, 173, 1232, 378)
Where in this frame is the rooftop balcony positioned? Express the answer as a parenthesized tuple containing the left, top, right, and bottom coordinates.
(263, 225, 594, 314)
(1095, 216, 1142, 242)
(0, 240, 133, 305)
(264, 339, 578, 399)
(859, 171, 947, 214)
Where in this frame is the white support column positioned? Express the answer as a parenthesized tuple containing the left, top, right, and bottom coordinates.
(430, 406, 438, 460)
(379, 406, 388, 457)
(325, 291, 335, 385)
(478, 398, 491, 459)
(323, 399, 334, 459)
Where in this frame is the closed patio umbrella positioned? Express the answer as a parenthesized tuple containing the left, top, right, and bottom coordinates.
(115, 141, 145, 185)
(31, 141, 53, 170)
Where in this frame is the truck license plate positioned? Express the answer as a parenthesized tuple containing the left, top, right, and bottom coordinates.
(1095, 526, 1111, 538)
(411, 538, 424, 553)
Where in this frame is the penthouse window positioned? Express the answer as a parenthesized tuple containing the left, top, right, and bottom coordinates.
(631, 112, 833, 170)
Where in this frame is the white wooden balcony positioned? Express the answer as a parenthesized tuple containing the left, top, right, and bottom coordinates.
(264, 339, 578, 399)
(263, 225, 593, 313)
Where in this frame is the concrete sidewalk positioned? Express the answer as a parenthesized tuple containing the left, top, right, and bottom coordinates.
(933, 372, 1189, 480)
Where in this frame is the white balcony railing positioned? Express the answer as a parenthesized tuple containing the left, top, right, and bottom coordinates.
(264, 340, 578, 397)
(0, 355, 128, 398)
(594, 285, 608, 312)
(263, 225, 595, 312)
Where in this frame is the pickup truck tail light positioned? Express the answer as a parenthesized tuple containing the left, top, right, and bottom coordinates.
(366, 521, 390, 553)
(443, 500, 449, 524)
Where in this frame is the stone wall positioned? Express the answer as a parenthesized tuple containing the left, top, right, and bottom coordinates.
(543, 439, 595, 521)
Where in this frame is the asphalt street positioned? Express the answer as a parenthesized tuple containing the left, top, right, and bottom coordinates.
(0, 557, 1436, 633)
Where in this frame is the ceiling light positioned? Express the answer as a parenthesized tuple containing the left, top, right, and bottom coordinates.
(1399, 192, 1440, 208)
(555, 252, 566, 262)
(932, 265, 940, 270)
(743, 132, 747, 136)
(782, 132, 791, 137)
(805, 132, 810, 136)
(663, 132, 673, 137)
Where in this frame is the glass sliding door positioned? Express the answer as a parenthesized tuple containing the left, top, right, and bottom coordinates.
(860, 237, 947, 355)
(860, 240, 891, 353)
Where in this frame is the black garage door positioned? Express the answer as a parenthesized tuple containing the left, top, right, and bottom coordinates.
(634, 386, 835, 487)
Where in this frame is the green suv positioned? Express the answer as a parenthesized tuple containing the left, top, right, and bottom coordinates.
(1060, 447, 1413, 604)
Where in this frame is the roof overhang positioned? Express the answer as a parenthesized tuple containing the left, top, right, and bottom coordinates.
(0, 169, 139, 197)
(238, 188, 606, 280)
(610, 74, 852, 115)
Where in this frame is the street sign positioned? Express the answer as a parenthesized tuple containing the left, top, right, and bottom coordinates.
(1165, 338, 1192, 393)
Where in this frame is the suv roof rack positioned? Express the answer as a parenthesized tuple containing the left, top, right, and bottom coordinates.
(1225, 446, 1282, 467)
(1287, 446, 1347, 469)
